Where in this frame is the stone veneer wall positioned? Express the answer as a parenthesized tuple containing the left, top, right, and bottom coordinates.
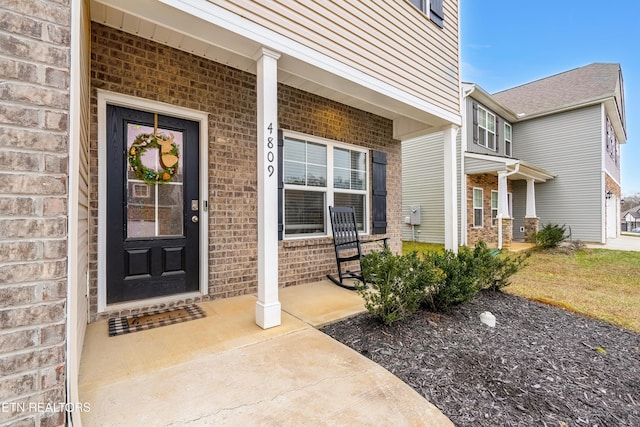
(89, 24, 399, 321)
(0, 1, 70, 426)
(524, 217, 539, 242)
(466, 173, 513, 247)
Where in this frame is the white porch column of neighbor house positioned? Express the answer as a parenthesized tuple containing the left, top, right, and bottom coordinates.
(444, 125, 459, 253)
(525, 178, 537, 218)
(497, 172, 509, 249)
(255, 47, 282, 329)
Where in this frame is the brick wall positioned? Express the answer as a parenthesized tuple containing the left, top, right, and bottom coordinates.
(0, 1, 70, 426)
(89, 24, 400, 320)
(278, 85, 401, 287)
(466, 173, 512, 247)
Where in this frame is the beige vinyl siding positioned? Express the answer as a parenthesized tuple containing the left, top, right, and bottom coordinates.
(456, 128, 463, 244)
(75, 9, 90, 358)
(402, 133, 445, 243)
(513, 105, 603, 242)
(69, 0, 91, 402)
(213, 0, 460, 115)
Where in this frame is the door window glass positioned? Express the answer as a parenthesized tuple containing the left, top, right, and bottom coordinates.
(126, 123, 184, 238)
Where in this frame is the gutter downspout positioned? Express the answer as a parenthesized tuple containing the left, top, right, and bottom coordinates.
(498, 162, 520, 250)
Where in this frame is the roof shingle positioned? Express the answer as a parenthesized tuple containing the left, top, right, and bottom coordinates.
(492, 63, 621, 118)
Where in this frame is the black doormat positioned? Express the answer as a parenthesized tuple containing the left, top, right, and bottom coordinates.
(108, 304, 206, 337)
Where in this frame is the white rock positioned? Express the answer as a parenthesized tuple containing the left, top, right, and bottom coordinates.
(480, 311, 496, 328)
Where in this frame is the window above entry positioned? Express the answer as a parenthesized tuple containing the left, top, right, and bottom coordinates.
(408, 0, 445, 28)
(472, 103, 498, 152)
(504, 122, 512, 157)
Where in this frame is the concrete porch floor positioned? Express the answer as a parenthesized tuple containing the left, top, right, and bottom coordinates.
(507, 241, 535, 252)
(78, 280, 453, 426)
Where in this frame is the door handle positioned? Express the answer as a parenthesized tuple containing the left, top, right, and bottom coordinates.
(191, 215, 199, 223)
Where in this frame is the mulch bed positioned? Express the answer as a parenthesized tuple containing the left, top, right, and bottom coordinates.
(321, 291, 640, 426)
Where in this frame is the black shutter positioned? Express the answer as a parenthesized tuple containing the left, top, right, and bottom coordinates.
(494, 117, 500, 153)
(430, 0, 444, 28)
(277, 129, 284, 240)
(372, 150, 387, 234)
(472, 102, 479, 145)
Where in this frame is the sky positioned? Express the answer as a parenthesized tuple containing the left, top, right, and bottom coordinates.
(460, 0, 640, 196)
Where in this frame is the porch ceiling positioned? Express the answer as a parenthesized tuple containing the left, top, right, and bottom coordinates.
(90, 0, 454, 140)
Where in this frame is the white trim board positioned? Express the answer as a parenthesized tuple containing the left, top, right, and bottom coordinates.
(96, 90, 209, 313)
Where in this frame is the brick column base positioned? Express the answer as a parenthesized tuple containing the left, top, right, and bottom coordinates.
(524, 217, 539, 242)
(501, 217, 513, 248)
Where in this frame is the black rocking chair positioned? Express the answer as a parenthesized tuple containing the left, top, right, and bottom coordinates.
(327, 206, 388, 290)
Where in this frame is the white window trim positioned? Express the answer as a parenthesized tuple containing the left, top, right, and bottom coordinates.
(473, 187, 484, 228)
(491, 190, 498, 227)
(283, 130, 370, 240)
(407, 0, 444, 27)
(477, 106, 496, 151)
(504, 122, 512, 157)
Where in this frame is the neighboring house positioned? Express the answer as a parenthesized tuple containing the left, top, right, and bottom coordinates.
(0, 1, 461, 425)
(621, 206, 640, 231)
(403, 63, 626, 247)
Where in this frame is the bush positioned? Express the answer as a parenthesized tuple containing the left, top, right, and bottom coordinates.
(471, 241, 530, 291)
(356, 249, 443, 325)
(532, 223, 569, 249)
(423, 241, 529, 310)
(423, 246, 480, 311)
(356, 242, 529, 322)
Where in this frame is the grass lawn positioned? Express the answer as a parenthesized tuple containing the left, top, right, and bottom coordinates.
(402, 241, 640, 334)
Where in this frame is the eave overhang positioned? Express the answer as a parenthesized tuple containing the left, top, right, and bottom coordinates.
(464, 152, 556, 183)
(91, 0, 461, 140)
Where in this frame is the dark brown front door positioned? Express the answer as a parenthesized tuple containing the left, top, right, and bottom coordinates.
(106, 105, 200, 304)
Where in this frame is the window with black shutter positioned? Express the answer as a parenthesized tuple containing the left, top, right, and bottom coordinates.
(474, 104, 497, 151)
(371, 151, 387, 235)
(408, 0, 445, 28)
(472, 102, 479, 145)
(430, 0, 444, 28)
(495, 117, 500, 153)
(278, 131, 369, 239)
(277, 129, 284, 240)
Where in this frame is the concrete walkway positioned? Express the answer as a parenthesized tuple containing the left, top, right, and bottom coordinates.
(79, 281, 453, 426)
(586, 234, 640, 251)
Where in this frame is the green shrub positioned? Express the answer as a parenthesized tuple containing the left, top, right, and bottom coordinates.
(356, 242, 529, 322)
(356, 249, 443, 325)
(423, 246, 480, 311)
(470, 241, 529, 291)
(423, 241, 529, 310)
(532, 223, 569, 249)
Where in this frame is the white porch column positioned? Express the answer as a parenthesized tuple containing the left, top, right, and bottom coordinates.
(497, 172, 509, 218)
(444, 125, 459, 253)
(525, 178, 537, 218)
(254, 47, 281, 329)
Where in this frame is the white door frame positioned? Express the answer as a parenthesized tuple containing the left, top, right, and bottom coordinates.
(96, 90, 209, 313)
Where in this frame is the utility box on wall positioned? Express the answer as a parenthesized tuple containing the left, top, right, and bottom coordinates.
(409, 205, 421, 225)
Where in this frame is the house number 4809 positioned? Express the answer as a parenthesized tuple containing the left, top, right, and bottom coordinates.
(266, 122, 275, 177)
